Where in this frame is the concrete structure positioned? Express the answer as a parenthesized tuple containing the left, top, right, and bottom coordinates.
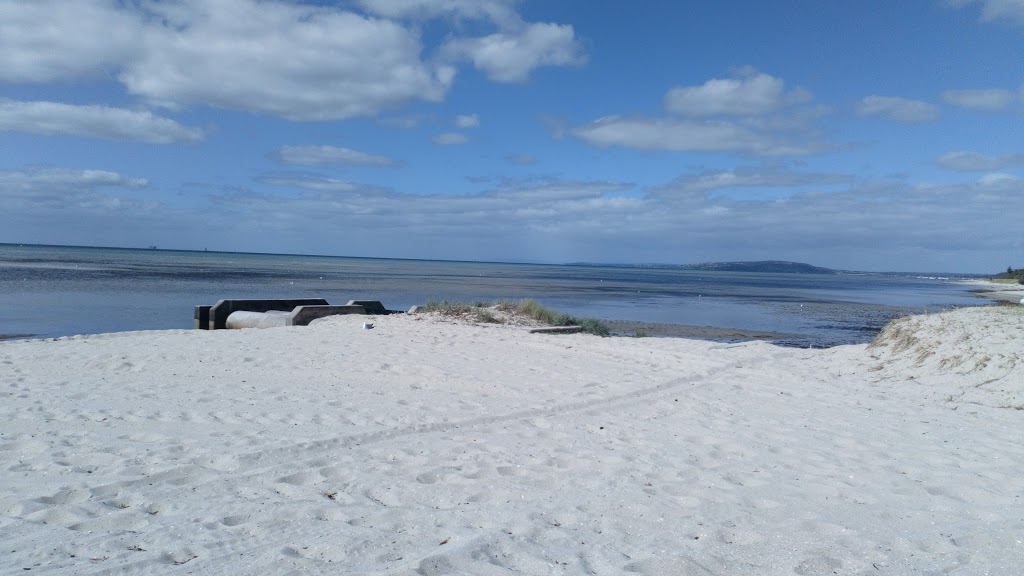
(346, 300, 389, 315)
(288, 305, 366, 326)
(209, 298, 329, 330)
(225, 310, 292, 329)
(194, 305, 212, 330)
(529, 326, 584, 334)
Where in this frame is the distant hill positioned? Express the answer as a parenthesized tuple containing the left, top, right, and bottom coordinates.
(679, 261, 838, 274)
(568, 260, 840, 274)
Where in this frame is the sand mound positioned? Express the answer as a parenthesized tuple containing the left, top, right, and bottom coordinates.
(868, 305, 1024, 408)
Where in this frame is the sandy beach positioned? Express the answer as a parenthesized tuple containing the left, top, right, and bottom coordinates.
(1, 305, 1022, 575)
(962, 278, 1024, 305)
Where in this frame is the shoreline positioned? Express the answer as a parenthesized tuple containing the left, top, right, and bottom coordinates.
(2, 306, 1022, 574)
(602, 319, 802, 342)
(960, 278, 1024, 304)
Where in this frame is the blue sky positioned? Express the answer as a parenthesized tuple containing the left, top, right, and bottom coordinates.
(1, 0, 1023, 272)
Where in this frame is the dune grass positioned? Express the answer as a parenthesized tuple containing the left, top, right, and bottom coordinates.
(423, 299, 610, 336)
(421, 300, 502, 324)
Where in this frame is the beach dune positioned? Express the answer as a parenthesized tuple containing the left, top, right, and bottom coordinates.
(1, 306, 1022, 574)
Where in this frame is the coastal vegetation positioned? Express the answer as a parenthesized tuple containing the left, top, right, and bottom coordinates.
(422, 299, 610, 336)
(992, 266, 1024, 284)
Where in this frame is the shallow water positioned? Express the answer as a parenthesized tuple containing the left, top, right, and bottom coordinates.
(0, 243, 984, 346)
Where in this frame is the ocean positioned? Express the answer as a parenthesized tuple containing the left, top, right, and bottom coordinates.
(0, 243, 986, 347)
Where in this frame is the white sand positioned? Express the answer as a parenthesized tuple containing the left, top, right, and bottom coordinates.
(1, 306, 1022, 575)
(961, 278, 1024, 305)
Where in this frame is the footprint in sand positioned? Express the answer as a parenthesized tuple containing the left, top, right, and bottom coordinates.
(38, 488, 91, 505)
(277, 470, 322, 486)
(220, 514, 249, 526)
(793, 555, 843, 575)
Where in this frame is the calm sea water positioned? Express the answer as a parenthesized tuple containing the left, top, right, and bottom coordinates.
(0, 243, 986, 346)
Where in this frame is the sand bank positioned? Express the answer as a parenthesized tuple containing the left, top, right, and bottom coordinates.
(961, 278, 1024, 304)
(1, 306, 1022, 574)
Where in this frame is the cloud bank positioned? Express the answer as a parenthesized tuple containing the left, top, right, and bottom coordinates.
(574, 69, 827, 157)
(7, 164, 1021, 271)
(277, 145, 401, 168)
(943, 88, 1015, 111)
(856, 96, 940, 123)
(0, 0, 583, 122)
(0, 100, 204, 143)
(937, 150, 1024, 171)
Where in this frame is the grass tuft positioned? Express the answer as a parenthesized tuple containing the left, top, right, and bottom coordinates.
(425, 298, 609, 335)
(498, 299, 609, 336)
(422, 300, 503, 324)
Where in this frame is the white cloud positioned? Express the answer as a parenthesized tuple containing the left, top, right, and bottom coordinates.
(574, 69, 827, 157)
(0, 0, 138, 82)
(363, 0, 584, 83)
(356, 0, 519, 25)
(259, 175, 360, 192)
(276, 145, 400, 167)
(121, 0, 454, 121)
(0, 99, 203, 143)
(949, 0, 1024, 26)
(0, 167, 148, 210)
(0, 0, 584, 120)
(574, 116, 821, 156)
(664, 69, 811, 117)
(658, 166, 852, 193)
(0, 0, 453, 121)
(943, 88, 1015, 111)
(433, 132, 470, 145)
(936, 150, 1024, 171)
(0, 168, 147, 191)
(0, 166, 196, 245)
(977, 172, 1020, 186)
(442, 22, 584, 82)
(856, 95, 940, 123)
(455, 114, 480, 128)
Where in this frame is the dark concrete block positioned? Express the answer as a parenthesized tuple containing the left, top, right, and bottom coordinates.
(346, 300, 389, 315)
(194, 305, 211, 330)
(288, 305, 367, 326)
(209, 298, 329, 330)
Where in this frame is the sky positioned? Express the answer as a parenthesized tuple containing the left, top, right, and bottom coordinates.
(1, 0, 1023, 273)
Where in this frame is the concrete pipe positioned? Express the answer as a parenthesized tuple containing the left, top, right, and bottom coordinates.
(225, 310, 291, 329)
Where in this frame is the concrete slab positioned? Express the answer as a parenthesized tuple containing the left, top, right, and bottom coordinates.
(288, 305, 367, 326)
(209, 298, 329, 330)
(194, 305, 211, 330)
(346, 300, 389, 315)
(529, 326, 584, 334)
